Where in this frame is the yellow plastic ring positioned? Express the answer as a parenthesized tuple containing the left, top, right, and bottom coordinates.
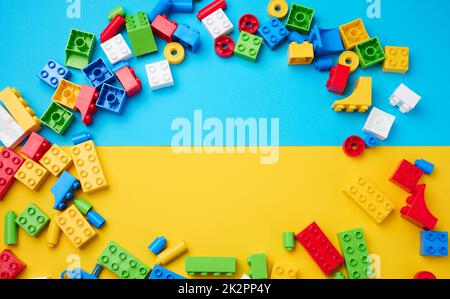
(268, 0, 289, 19)
(339, 51, 360, 73)
(164, 42, 185, 65)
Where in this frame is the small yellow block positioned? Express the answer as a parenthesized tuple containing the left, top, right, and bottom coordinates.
(270, 262, 298, 279)
(56, 205, 97, 248)
(70, 140, 108, 193)
(39, 144, 73, 177)
(288, 42, 314, 65)
(382, 46, 409, 73)
(52, 79, 81, 110)
(339, 18, 370, 50)
(332, 77, 372, 113)
(343, 176, 395, 224)
(268, 0, 289, 19)
(14, 159, 49, 191)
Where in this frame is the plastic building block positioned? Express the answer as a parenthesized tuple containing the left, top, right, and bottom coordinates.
(313, 56, 334, 72)
(285, 4, 314, 34)
(234, 32, 263, 62)
(308, 26, 344, 57)
(414, 159, 434, 175)
(100, 15, 126, 43)
(150, 264, 185, 279)
(46, 214, 62, 248)
(383, 46, 409, 73)
(267, 0, 288, 19)
(355, 37, 386, 69)
(214, 35, 234, 58)
(364, 134, 378, 148)
(0, 87, 41, 134)
(108, 6, 125, 21)
(125, 12, 158, 56)
(56, 205, 97, 248)
(0, 104, 26, 149)
(87, 210, 106, 229)
(16, 203, 50, 237)
(52, 79, 80, 110)
(61, 268, 98, 279)
(420, 231, 448, 257)
(164, 42, 186, 64)
(333, 272, 346, 279)
(270, 262, 297, 279)
(0, 148, 25, 201)
(326, 64, 350, 94)
(51, 171, 80, 210)
(338, 228, 369, 279)
(197, 0, 227, 21)
(390, 159, 424, 193)
(173, 24, 201, 53)
(389, 83, 421, 114)
(21, 132, 51, 162)
(342, 135, 366, 157)
(72, 131, 93, 146)
(414, 271, 436, 279)
(65, 29, 96, 69)
(145, 60, 174, 91)
(101, 33, 132, 65)
(338, 51, 359, 73)
(4, 211, 18, 245)
(247, 253, 268, 279)
(91, 264, 104, 278)
(151, 15, 178, 43)
(0, 249, 26, 279)
(202, 8, 234, 40)
(38, 58, 72, 88)
(339, 19, 370, 50)
(282, 231, 295, 251)
(39, 144, 72, 177)
(40, 102, 74, 135)
(75, 85, 98, 126)
(82, 57, 115, 89)
(258, 17, 288, 50)
(238, 14, 259, 34)
(98, 240, 150, 279)
(287, 41, 314, 65)
(288, 31, 307, 43)
(115, 66, 143, 96)
(73, 198, 93, 215)
(156, 241, 188, 265)
(185, 257, 236, 276)
(96, 84, 127, 114)
(171, 0, 193, 12)
(149, 0, 173, 22)
(70, 140, 108, 193)
(332, 77, 372, 113)
(296, 222, 344, 276)
(400, 184, 438, 230)
(362, 108, 395, 141)
(148, 236, 167, 255)
(14, 159, 49, 191)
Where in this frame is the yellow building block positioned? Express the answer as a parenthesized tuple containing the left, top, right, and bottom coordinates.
(52, 79, 80, 110)
(0, 87, 41, 133)
(343, 176, 395, 224)
(268, 0, 289, 19)
(382, 46, 409, 74)
(39, 144, 72, 177)
(14, 159, 49, 191)
(338, 51, 360, 73)
(70, 140, 107, 193)
(339, 18, 370, 50)
(55, 205, 97, 248)
(332, 77, 372, 113)
(270, 262, 298, 279)
(288, 41, 314, 65)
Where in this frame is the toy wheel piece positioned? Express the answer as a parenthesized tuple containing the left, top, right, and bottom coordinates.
(268, 0, 289, 19)
(238, 14, 259, 34)
(164, 42, 185, 65)
(343, 136, 366, 157)
(339, 51, 360, 73)
(214, 35, 235, 58)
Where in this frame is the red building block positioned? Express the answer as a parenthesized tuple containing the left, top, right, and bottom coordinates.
(75, 85, 98, 126)
(197, 0, 227, 20)
(390, 159, 424, 193)
(296, 222, 344, 276)
(414, 271, 436, 279)
(151, 15, 178, 43)
(100, 15, 126, 43)
(400, 184, 438, 230)
(20, 132, 51, 162)
(342, 135, 365, 157)
(326, 64, 351, 94)
(214, 35, 235, 58)
(0, 148, 25, 200)
(115, 66, 142, 97)
(238, 14, 260, 34)
(0, 249, 26, 279)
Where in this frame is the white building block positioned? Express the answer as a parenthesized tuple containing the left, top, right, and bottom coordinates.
(201, 8, 234, 39)
(100, 34, 133, 65)
(363, 107, 396, 141)
(0, 104, 27, 149)
(145, 60, 174, 91)
(389, 83, 421, 113)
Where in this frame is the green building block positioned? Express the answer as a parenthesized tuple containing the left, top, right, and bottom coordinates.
(4, 211, 18, 245)
(286, 4, 315, 34)
(282, 232, 295, 251)
(65, 29, 96, 69)
(108, 6, 125, 20)
(15, 204, 50, 237)
(355, 37, 386, 69)
(333, 272, 347, 279)
(337, 228, 370, 279)
(73, 198, 93, 215)
(233, 32, 263, 63)
(247, 253, 268, 279)
(185, 257, 236, 276)
(40, 102, 74, 135)
(125, 12, 157, 57)
(98, 241, 150, 279)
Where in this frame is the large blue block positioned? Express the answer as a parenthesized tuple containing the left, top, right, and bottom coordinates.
(414, 159, 435, 175)
(149, 264, 185, 279)
(51, 171, 80, 210)
(171, 0, 193, 12)
(174, 24, 201, 53)
(87, 210, 106, 229)
(420, 231, 448, 256)
(148, 236, 167, 255)
(82, 57, 115, 89)
(96, 84, 127, 114)
(258, 17, 289, 51)
(38, 58, 72, 88)
(149, 0, 173, 21)
(308, 25, 344, 57)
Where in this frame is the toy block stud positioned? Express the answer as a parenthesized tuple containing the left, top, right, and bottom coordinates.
(100, 15, 126, 43)
(125, 12, 158, 57)
(288, 41, 314, 65)
(390, 159, 424, 193)
(100, 33, 132, 65)
(355, 37, 386, 69)
(0, 249, 26, 279)
(400, 184, 438, 230)
(0, 104, 26, 149)
(38, 58, 72, 88)
(65, 29, 96, 69)
(389, 83, 421, 113)
(197, 0, 227, 21)
(150, 264, 185, 279)
(420, 231, 448, 256)
(14, 159, 49, 191)
(96, 84, 127, 114)
(40, 102, 74, 135)
(285, 4, 314, 34)
(0, 148, 25, 201)
(75, 85, 98, 126)
(39, 144, 72, 177)
(16, 203, 50, 237)
(145, 60, 175, 91)
(202, 8, 234, 40)
(185, 257, 236, 276)
(238, 14, 260, 34)
(339, 18, 370, 50)
(173, 24, 201, 53)
(108, 6, 125, 21)
(234, 32, 263, 62)
(267, 0, 289, 19)
(383, 46, 409, 73)
(362, 107, 396, 141)
(82, 58, 115, 89)
(151, 15, 178, 43)
(21, 132, 51, 162)
(56, 205, 97, 248)
(337, 228, 370, 279)
(247, 253, 268, 279)
(326, 64, 351, 94)
(258, 17, 289, 50)
(332, 77, 372, 112)
(270, 262, 297, 279)
(52, 79, 81, 110)
(115, 66, 143, 96)
(51, 171, 80, 211)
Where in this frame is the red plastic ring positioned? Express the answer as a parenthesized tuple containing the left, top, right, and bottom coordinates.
(214, 35, 235, 58)
(343, 136, 366, 157)
(238, 14, 259, 34)
(414, 271, 436, 279)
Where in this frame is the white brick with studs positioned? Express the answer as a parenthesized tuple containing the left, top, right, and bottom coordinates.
(0, 104, 26, 149)
(100, 34, 133, 65)
(145, 60, 174, 91)
(201, 8, 234, 39)
(363, 107, 396, 141)
(389, 83, 421, 113)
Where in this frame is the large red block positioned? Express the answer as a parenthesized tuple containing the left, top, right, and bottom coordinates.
(326, 64, 350, 94)
(75, 85, 98, 126)
(390, 159, 424, 193)
(151, 15, 178, 43)
(20, 132, 51, 162)
(0, 249, 26, 279)
(100, 15, 126, 43)
(115, 66, 142, 97)
(0, 148, 25, 200)
(400, 184, 438, 230)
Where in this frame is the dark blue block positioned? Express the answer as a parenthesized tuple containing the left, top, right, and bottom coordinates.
(148, 236, 167, 255)
(149, 265, 185, 279)
(82, 57, 115, 89)
(38, 58, 72, 88)
(149, 0, 173, 21)
(171, 0, 193, 12)
(96, 84, 127, 114)
(51, 171, 80, 210)
(258, 17, 289, 50)
(308, 25, 344, 57)
(420, 231, 448, 256)
(174, 24, 201, 53)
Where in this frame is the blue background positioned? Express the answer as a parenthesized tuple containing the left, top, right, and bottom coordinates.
(0, 0, 449, 146)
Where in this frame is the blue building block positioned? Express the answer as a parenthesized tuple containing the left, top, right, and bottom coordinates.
(50, 171, 80, 211)
(174, 24, 201, 53)
(415, 159, 435, 175)
(288, 31, 307, 43)
(96, 84, 127, 114)
(308, 25, 344, 57)
(149, 0, 173, 21)
(82, 57, 115, 89)
(91, 264, 104, 278)
(171, 0, 193, 12)
(364, 134, 378, 148)
(72, 131, 92, 145)
(258, 17, 289, 51)
(87, 210, 106, 229)
(313, 56, 334, 72)
(148, 236, 167, 255)
(61, 268, 98, 279)
(420, 231, 448, 256)
(38, 58, 72, 88)
(149, 264, 185, 279)
(112, 61, 129, 73)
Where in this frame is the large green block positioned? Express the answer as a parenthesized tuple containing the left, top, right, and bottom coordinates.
(247, 253, 268, 279)
(233, 32, 263, 63)
(40, 102, 73, 135)
(337, 228, 370, 279)
(15, 204, 50, 237)
(65, 29, 96, 69)
(185, 257, 236, 276)
(355, 37, 386, 68)
(125, 12, 157, 57)
(286, 4, 315, 34)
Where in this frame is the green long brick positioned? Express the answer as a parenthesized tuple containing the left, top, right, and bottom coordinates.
(125, 12, 157, 57)
(247, 253, 268, 279)
(337, 228, 370, 279)
(286, 4, 315, 34)
(65, 29, 96, 69)
(355, 37, 386, 69)
(185, 257, 236, 276)
(15, 204, 49, 237)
